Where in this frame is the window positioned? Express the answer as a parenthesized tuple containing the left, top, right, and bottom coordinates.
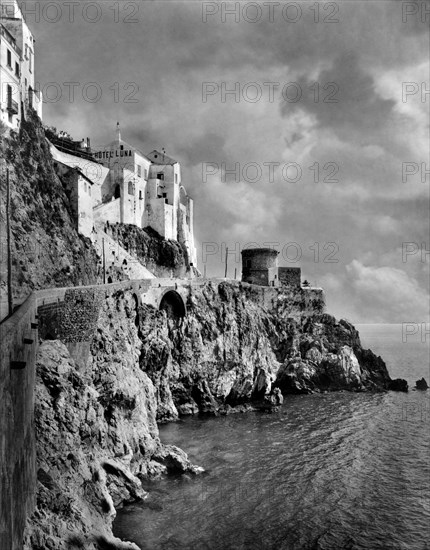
(25, 44, 28, 59)
(15, 62, 19, 77)
(120, 145, 124, 150)
(7, 49, 12, 67)
(157, 173, 164, 180)
(144, 169, 148, 180)
(88, 185, 91, 196)
(139, 190, 142, 200)
(29, 51, 32, 73)
(137, 165, 141, 177)
(175, 174, 178, 184)
(128, 181, 134, 195)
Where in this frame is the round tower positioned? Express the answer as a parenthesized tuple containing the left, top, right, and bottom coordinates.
(241, 248, 279, 286)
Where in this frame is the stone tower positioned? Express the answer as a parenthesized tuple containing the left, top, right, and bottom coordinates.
(241, 248, 279, 286)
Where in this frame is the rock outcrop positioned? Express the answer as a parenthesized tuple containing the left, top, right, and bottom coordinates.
(415, 378, 428, 390)
(133, 283, 391, 420)
(105, 223, 191, 279)
(388, 378, 409, 392)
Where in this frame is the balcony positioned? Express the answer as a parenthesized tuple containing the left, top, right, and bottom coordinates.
(7, 99, 19, 115)
(0, 24, 22, 56)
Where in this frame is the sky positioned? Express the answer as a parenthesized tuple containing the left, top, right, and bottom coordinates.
(19, 0, 430, 324)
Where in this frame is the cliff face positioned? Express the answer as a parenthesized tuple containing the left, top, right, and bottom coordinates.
(106, 223, 190, 278)
(134, 282, 390, 421)
(24, 292, 200, 550)
(24, 281, 390, 549)
(0, 114, 102, 305)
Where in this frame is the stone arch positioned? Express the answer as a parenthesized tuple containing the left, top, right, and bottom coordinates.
(159, 290, 186, 319)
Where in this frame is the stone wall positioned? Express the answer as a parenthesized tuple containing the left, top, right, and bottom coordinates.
(93, 198, 121, 226)
(278, 267, 301, 288)
(0, 294, 37, 550)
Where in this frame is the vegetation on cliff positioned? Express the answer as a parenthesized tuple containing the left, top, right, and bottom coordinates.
(105, 223, 190, 278)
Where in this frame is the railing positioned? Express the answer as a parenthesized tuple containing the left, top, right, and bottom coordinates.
(0, 24, 22, 56)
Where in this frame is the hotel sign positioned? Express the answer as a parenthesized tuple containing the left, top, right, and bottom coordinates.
(93, 148, 133, 160)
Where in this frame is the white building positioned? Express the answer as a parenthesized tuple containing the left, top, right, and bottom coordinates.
(49, 125, 198, 270)
(0, 0, 42, 129)
(145, 150, 197, 267)
(92, 124, 151, 229)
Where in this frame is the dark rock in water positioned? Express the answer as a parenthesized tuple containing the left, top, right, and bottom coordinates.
(415, 378, 429, 390)
(153, 445, 204, 475)
(388, 378, 409, 392)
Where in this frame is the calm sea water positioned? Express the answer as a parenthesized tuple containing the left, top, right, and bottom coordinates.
(114, 324, 430, 550)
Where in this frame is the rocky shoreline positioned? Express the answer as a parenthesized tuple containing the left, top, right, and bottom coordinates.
(24, 282, 393, 550)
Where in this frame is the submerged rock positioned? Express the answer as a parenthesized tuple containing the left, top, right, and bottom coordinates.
(388, 378, 409, 392)
(415, 378, 429, 390)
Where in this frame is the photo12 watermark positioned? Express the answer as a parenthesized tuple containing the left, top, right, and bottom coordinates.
(34, 81, 139, 104)
(201, 241, 340, 264)
(202, 81, 339, 104)
(402, 82, 429, 103)
(402, 242, 429, 263)
(402, 322, 430, 343)
(201, 161, 340, 184)
(402, 162, 429, 183)
(401, 1, 430, 23)
(2, 1, 140, 24)
(201, 2, 340, 23)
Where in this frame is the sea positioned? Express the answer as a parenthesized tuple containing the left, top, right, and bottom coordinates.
(114, 324, 430, 550)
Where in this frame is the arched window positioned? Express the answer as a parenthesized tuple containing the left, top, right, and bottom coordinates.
(128, 181, 134, 195)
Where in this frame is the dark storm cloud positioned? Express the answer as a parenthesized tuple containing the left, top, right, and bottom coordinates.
(280, 51, 397, 141)
(25, 0, 429, 322)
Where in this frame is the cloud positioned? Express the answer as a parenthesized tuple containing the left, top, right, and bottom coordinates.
(321, 260, 429, 324)
(28, 0, 429, 323)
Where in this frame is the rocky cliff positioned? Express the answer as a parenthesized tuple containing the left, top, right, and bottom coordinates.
(0, 114, 101, 305)
(24, 291, 202, 550)
(105, 223, 191, 279)
(24, 281, 390, 549)
(135, 281, 390, 421)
